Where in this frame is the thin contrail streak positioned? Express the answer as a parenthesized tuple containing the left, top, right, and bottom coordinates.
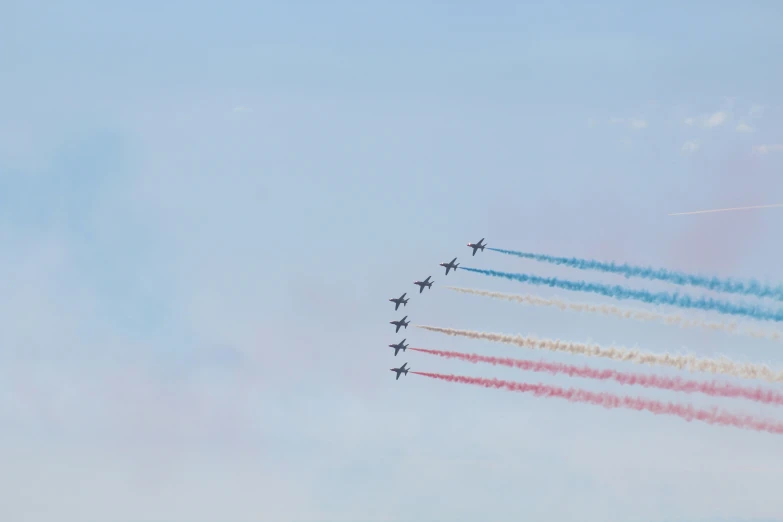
(414, 325, 783, 383)
(444, 286, 783, 342)
(668, 204, 783, 216)
(412, 371, 783, 435)
(409, 347, 783, 406)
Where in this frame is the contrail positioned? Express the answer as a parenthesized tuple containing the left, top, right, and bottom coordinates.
(668, 204, 783, 216)
(486, 248, 783, 301)
(460, 267, 783, 323)
(409, 347, 783, 406)
(444, 286, 783, 342)
(412, 371, 783, 436)
(414, 325, 783, 383)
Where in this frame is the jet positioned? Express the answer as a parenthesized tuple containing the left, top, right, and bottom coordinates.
(414, 276, 433, 293)
(467, 237, 486, 256)
(439, 257, 459, 275)
(389, 292, 409, 311)
(390, 315, 410, 333)
(390, 362, 410, 380)
(389, 339, 409, 356)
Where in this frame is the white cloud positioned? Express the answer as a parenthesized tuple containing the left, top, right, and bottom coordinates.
(749, 104, 765, 118)
(736, 122, 755, 133)
(683, 111, 730, 129)
(629, 118, 647, 129)
(681, 140, 699, 154)
(704, 111, 727, 128)
(752, 144, 783, 154)
(231, 106, 252, 113)
(609, 117, 647, 130)
(719, 95, 737, 109)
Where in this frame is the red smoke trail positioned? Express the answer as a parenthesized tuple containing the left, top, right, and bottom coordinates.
(409, 347, 783, 407)
(411, 371, 783, 435)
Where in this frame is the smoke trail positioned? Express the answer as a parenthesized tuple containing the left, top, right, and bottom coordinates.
(445, 286, 783, 342)
(486, 247, 783, 301)
(409, 347, 783, 406)
(412, 371, 783, 436)
(460, 267, 783, 323)
(414, 325, 783, 383)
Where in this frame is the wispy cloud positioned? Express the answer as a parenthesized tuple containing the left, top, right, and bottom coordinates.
(749, 104, 765, 118)
(681, 140, 699, 154)
(683, 111, 729, 129)
(736, 122, 755, 133)
(610, 117, 648, 130)
(232, 106, 252, 113)
(704, 111, 727, 128)
(752, 144, 783, 154)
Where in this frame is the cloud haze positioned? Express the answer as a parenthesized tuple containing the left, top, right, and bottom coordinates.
(3, 1, 783, 521)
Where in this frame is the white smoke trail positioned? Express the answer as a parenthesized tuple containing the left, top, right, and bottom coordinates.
(414, 325, 783, 383)
(445, 286, 783, 342)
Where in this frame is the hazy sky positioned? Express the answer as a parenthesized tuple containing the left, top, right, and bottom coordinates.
(3, 1, 783, 521)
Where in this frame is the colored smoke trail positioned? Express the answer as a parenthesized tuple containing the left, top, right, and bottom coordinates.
(411, 371, 783, 435)
(460, 267, 783, 323)
(415, 325, 783, 383)
(486, 247, 783, 301)
(409, 347, 783, 406)
(444, 286, 783, 342)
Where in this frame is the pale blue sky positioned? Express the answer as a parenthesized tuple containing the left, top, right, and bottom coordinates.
(2, 1, 783, 521)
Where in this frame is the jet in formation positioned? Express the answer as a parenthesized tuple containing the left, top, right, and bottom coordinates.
(414, 275, 433, 293)
(467, 237, 486, 256)
(390, 362, 410, 380)
(439, 257, 459, 275)
(389, 292, 409, 311)
(390, 315, 410, 333)
(389, 339, 408, 356)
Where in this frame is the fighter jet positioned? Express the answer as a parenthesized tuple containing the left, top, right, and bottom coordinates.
(389, 292, 409, 311)
(390, 362, 410, 380)
(439, 257, 459, 275)
(389, 339, 409, 356)
(414, 276, 433, 293)
(390, 315, 410, 333)
(467, 238, 486, 256)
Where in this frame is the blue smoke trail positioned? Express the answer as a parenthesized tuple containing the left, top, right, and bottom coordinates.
(461, 267, 783, 323)
(487, 247, 783, 301)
